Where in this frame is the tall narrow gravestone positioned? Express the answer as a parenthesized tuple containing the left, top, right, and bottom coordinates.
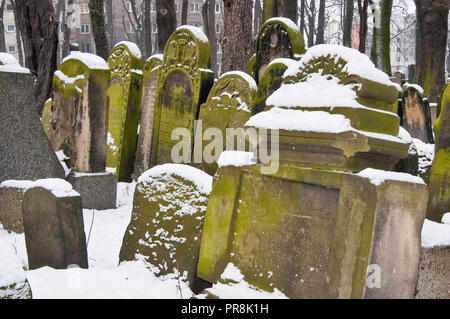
(150, 26, 214, 167)
(0, 53, 64, 182)
(251, 17, 305, 84)
(106, 42, 143, 182)
(134, 54, 163, 179)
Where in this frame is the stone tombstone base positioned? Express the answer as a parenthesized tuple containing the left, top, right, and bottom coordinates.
(415, 246, 450, 299)
(197, 163, 428, 299)
(0, 182, 30, 233)
(67, 172, 117, 210)
(21, 179, 88, 270)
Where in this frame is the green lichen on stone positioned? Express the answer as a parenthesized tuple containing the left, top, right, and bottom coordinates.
(246, 54, 256, 79)
(150, 27, 214, 167)
(106, 42, 143, 181)
(0, 279, 32, 299)
(41, 98, 52, 138)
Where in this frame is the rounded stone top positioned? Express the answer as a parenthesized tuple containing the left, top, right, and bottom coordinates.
(143, 54, 163, 79)
(59, 51, 109, 78)
(107, 41, 143, 76)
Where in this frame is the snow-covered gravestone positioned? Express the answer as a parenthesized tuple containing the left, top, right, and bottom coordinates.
(150, 26, 214, 167)
(119, 164, 212, 293)
(106, 41, 143, 182)
(0, 53, 64, 183)
(21, 179, 88, 270)
(427, 84, 450, 222)
(398, 84, 434, 144)
(197, 46, 429, 299)
(195, 71, 257, 175)
(134, 54, 163, 179)
(249, 17, 305, 84)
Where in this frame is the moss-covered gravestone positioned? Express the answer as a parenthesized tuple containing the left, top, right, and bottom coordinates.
(150, 26, 214, 167)
(427, 84, 450, 222)
(41, 98, 52, 138)
(106, 41, 143, 182)
(119, 164, 212, 293)
(251, 17, 305, 84)
(195, 71, 257, 175)
(49, 52, 110, 173)
(398, 84, 434, 144)
(134, 54, 163, 179)
(252, 58, 297, 114)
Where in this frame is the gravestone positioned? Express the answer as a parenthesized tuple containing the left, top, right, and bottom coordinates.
(415, 246, 450, 298)
(49, 52, 116, 210)
(21, 179, 88, 270)
(0, 53, 64, 182)
(252, 58, 297, 114)
(134, 54, 163, 179)
(398, 84, 434, 144)
(197, 46, 428, 299)
(252, 17, 305, 84)
(41, 98, 52, 138)
(106, 41, 143, 182)
(119, 164, 212, 293)
(427, 84, 450, 222)
(150, 26, 214, 167)
(196, 71, 257, 175)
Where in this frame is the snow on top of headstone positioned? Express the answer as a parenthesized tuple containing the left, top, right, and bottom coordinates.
(421, 219, 450, 248)
(268, 58, 298, 70)
(62, 51, 109, 70)
(283, 44, 394, 87)
(265, 17, 300, 32)
(221, 71, 258, 91)
(403, 82, 424, 95)
(357, 168, 425, 186)
(54, 71, 85, 85)
(0, 52, 30, 74)
(217, 151, 256, 168)
(115, 41, 142, 59)
(0, 178, 79, 197)
(138, 164, 213, 194)
(397, 127, 413, 144)
(146, 53, 163, 63)
(176, 25, 209, 43)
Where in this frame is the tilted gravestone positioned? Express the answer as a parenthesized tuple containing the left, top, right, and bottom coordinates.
(119, 164, 212, 293)
(195, 71, 258, 175)
(398, 84, 434, 144)
(251, 17, 305, 84)
(150, 26, 214, 167)
(106, 41, 143, 182)
(197, 46, 428, 299)
(427, 84, 450, 222)
(21, 179, 88, 270)
(0, 53, 64, 183)
(133, 54, 163, 179)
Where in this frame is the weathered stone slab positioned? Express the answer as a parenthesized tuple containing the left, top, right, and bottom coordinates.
(399, 84, 434, 144)
(66, 172, 117, 210)
(196, 71, 257, 175)
(0, 181, 35, 234)
(49, 52, 110, 173)
(197, 161, 427, 299)
(134, 54, 163, 179)
(415, 246, 450, 299)
(106, 41, 143, 182)
(119, 164, 212, 293)
(0, 59, 64, 182)
(427, 84, 450, 222)
(252, 17, 305, 84)
(22, 179, 88, 270)
(150, 26, 214, 167)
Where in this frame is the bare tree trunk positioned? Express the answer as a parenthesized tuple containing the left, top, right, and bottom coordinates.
(254, 0, 263, 36)
(357, 0, 369, 53)
(281, 0, 297, 23)
(181, 0, 188, 25)
(343, 0, 354, 47)
(370, 0, 392, 76)
(222, 0, 253, 73)
(0, 0, 6, 52)
(15, 0, 59, 115)
(300, 0, 305, 34)
(414, 0, 449, 102)
(202, 0, 217, 76)
(307, 0, 315, 47)
(105, 0, 114, 50)
(316, 0, 325, 44)
(10, 0, 23, 65)
(144, 0, 152, 57)
(62, 0, 72, 59)
(89, 0, 109, 60)
(156, 0, 176, 53)
(263, 0, 277, 22)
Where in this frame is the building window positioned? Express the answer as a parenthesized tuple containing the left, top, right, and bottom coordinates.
(7, 25, 15, 32)
(190, 3, 199, 12)
(81, 43, 91, 53)
(126, 1, 132, 12)
(215, 3, 220, 13)
(217, 62, 221, 75)
(151, 2, 156, 12)
(217, 43, 221, 54)
(8, 45, 16, 53)
(175, 3, 178, 12)
(128, 23, 134, 33)
(81, 24, 90, 34)
(80, 4, 89, 14)
(152, 23, 158, 34)
(6, 3, 13, 10)
(215, 23, 220, 33)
